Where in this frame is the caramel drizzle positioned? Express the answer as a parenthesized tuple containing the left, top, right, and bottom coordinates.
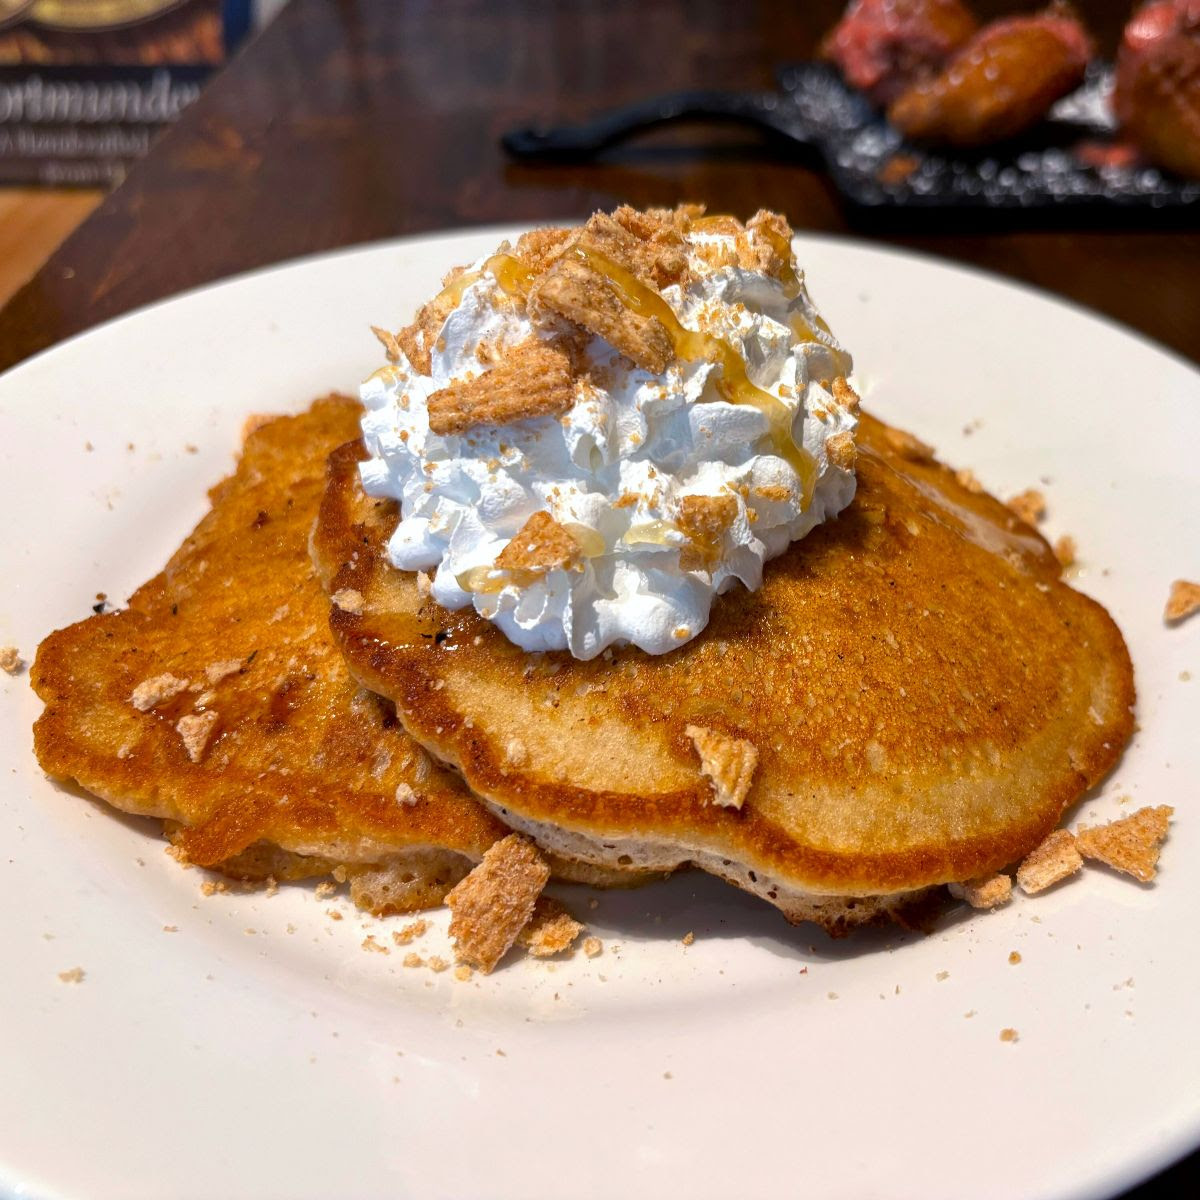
(570, 246, 817, 504)
(431, 253, 536, 311)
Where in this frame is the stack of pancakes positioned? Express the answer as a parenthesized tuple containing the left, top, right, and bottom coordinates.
(32, 208, 1135, 945)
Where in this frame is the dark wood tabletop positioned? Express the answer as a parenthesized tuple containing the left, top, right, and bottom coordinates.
(0, 0, 1196, 1191)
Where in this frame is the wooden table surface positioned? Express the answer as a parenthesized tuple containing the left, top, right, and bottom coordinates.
(0, 0, 1195, 1191)
(0, 189, 103, 312)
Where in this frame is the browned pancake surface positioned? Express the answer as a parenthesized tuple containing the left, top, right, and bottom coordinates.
(313, 412, 1135, 898)
(32, 396, 509, 907)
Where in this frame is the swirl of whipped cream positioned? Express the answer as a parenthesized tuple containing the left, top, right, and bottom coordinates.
(359, 211, 859, 659)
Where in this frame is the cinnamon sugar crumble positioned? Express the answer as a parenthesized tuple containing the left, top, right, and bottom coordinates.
(1164, 580, 1200, 624)
(677, 493, 738, 571)
(495, 511, 582, 574)
(517, 897, 583, 958)
(1053, 535, 1077, 568)
(0, 645, 23, 675)
(204, 659, 242, 685)
(130, 672, 189, 711)
(1076, 806, 1172, 882)
(686, 724, 759, 810)
(1016, 829, 1082, 895)
(948, 873, 1011, 909)
(331, 588, 365, 615)
(830, 375, 860, 413)
(1006, 489, 1046, 526)
(176, 710, 219, 763)
(826, 431, 857, 471)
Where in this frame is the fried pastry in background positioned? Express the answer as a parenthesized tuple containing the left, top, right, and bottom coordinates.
(1114, 0, 1200, 179)
(820, 0, 979, 106)
(887, 2, 1093, 146)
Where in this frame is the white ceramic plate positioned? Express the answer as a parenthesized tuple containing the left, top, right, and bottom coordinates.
(1, 229, 1197, 1200)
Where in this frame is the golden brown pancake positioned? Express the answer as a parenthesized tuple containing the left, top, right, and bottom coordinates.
(32, 396, 633, 915)
(312, 411, 1135, 932)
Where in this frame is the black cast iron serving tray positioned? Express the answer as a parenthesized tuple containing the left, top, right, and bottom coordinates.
(503, 62, 1200, 214)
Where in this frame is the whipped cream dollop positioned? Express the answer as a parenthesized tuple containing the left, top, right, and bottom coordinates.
(359, 212, 859, 658)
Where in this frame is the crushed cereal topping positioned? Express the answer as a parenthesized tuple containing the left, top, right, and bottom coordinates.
(686, 724, 759, 810)
(1164, 580, 1200, 624)
(1076, 805, 1172, 883)
(1016, 829, 1082, 895)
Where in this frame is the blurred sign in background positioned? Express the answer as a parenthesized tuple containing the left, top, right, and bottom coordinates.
(0, 0, 285, 185)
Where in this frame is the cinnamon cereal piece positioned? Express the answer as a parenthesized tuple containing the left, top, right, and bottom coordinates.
(176, 710, 219, 764)
(568, 209, 686, 289)
(1164, 579, 1200, 624)
(445, 834, 551, 973)
(609, 206, 689, 287)
(1053, 536, 1077, 568)
(826, 431, 857, 472)
(735, 209, 795, 279)
(0, 645, 23, 675)
(1076, 806, 1173, 883)
(882, 426, 935, 462)
(830, 376, 860, 413)
(370, 325, 402, 364)
(394, 278, 467, 376)
(685, 724, 759, 810)
(948, 873, 1012, 909)
(427, 338, 575, 435)
(514, 226, 573, 274)
(1016, 829, 1082, 895)
(677, 493, 738, 571)
(130, 673, 189, 711)
(517, 896, 583, 958)
(1007, 489, 1046, 526)
(331, 588, 364, 615)
(530, 252, 673, 374)
(495, 511, 582, 574)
